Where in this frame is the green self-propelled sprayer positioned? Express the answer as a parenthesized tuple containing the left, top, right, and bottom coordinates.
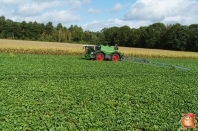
(82, 44, 190, 71)
(83, 44, 124, 61)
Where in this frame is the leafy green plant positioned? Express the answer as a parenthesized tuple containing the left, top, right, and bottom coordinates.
(0, 53, 197, 130)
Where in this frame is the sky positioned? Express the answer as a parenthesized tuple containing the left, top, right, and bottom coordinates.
(0, 0, 198, 32)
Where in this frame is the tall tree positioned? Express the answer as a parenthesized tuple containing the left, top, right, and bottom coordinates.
(187, 24, 198, 51)
(82, 31, 92, 43)
(4, 19, 19, 39)
(162, 23, 189, 51)
(56, 23, 64, 42)
(45, 22, 54, 36)
(20, 21, 28, 40)
(142, 22, 167, 49)
(70, 25, 83, 42)
(132, 26, 147, 48)
(28, 21, 43, 40)
(117, 25, 131, 47)
(102, 27, 119, 46)
(0, 16, 6, 38)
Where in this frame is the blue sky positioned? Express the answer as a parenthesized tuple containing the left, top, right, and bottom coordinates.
(0, 0, 198, 32)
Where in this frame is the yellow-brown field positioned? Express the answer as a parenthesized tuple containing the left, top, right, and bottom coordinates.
(0, 39, 198, 59)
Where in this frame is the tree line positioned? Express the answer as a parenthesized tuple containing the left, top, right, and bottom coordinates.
(0, 15, 198, 52)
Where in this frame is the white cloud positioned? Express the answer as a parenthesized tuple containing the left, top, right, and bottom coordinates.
(67, 0, 82, 9)
(0, 0, 26, 5)
(87, 8, 101, 14)
(112, 3, 124, 12)
(14, 1, 59, 16)
(16, 10, 80, 24)
(1, 0, 198, 32)
(124, 0, 198, 25)
(83, 0, 92, 4)
(82, 19, 152, 31)
(40, 10, 80, 23)
(83, 0, 198, 31)
(111, 3, 132, 13)
(31, 0, 82, 9)
(0, 0, 82, 25)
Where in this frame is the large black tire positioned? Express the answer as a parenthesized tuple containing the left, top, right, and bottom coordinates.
(95, 52, 104, 61)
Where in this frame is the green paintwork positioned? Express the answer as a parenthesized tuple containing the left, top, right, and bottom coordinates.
(100, 45, 118, 54)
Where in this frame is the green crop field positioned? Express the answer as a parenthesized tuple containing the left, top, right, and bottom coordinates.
(0, 53, 198, 131)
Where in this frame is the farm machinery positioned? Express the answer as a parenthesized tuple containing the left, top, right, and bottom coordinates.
(82, 44, 190, 71)
(82, 44, 123, 61)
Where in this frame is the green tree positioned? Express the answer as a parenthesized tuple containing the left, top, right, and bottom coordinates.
(70, 25, 83, 42)
(0, 16, 6, 38)
(90, 33, 99, 44)
(11, 22, 21, 39)
(102, 27, 119, 46)
(55, 23, 64, 42)
(98, 31, 108, 45)
(82, 31, 92, 43)
(162, 23, 189, 51)
(187, 24, 198, 51)
(130, 26, 147, 48)
(20, 21, 29, 40)
(142, 22, 167, 49)
(4, 19, 20, 39)
(117, 25, 131, 47)
(27, 21, 44, 41)
(45, 22, 54, 36)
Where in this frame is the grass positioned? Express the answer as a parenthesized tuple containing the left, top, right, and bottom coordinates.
(0, 53, 198, 130)
(0, 39, 198, 58)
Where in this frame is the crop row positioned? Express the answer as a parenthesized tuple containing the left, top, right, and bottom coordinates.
(0, 53, 198, 130)
(0, 46, 198, 59)
(0, 47, 83, 56)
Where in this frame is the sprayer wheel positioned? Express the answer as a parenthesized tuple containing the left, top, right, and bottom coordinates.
(95, 52, 104, 61)
(111, 53, 119, 62)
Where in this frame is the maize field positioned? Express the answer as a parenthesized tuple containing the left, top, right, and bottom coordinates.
(1, 39, 198, 58)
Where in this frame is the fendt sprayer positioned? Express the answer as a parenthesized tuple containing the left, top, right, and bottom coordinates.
(83, 44, 123, 61)
(82, 44, 191, 71)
